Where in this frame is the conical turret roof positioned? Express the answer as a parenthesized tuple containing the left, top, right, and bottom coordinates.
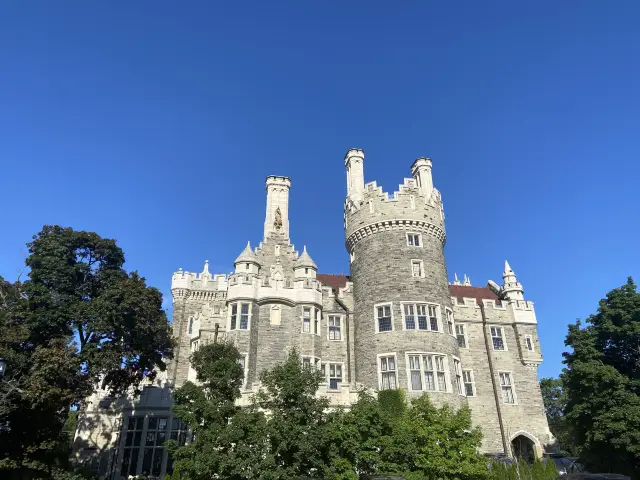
(234, 241, 258, 264)
(294, 246, 317, 269)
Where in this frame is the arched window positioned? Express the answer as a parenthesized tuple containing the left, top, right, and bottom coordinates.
(188, 316, 194, 335)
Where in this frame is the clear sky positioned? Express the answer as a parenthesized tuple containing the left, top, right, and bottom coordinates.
(1, 2, 639, 379)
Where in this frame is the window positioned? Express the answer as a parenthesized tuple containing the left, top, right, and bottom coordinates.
(491, 327, 505, 350)
(302, 357, 320, 369)
(166, 418, 188, 475)
(245, 263, 250, 270)
(403, 303, 439, 331)
(453, 359, 463, 395)
(463, 370, 475, 397)
(237, 355, 247, 388)
(407, 354, 448, 392)
(187, 316, 194, 335)
(230, 302, 251, 330)
(190, 340, 199, 352)
(411, 260, 424, 278)
(456, 324, 467, 348)
(324, 363, 342, 390)
(121, 416, 144, 477)
(305, 268, 309, 274)
(141, 417, 168, 477)
(525, 335, 534, 352)
(379, 355, 397, 390)
(499, 372, 516, 404)
(407, 233, 422, 247)
(446, 309, 454, 335)
(376, 304, 393, 332)
(315, 309, 320, 335)
(328, 316, 342, 340)
(302, 307, 311, 333)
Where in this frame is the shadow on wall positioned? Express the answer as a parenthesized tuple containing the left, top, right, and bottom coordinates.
(72, 391, 135, 478)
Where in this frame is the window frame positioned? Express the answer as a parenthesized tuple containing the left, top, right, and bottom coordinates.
(401, 302, 441, 332)
(237, 353, 248, 389)
(445, 307, 455, 336)
(405, 352, 451, 394)
(374, 302, 394, 333)
(499, 371, 517, 404)
(410, 259, 425, 278)
(406, 232, 423, 247)
(455, 323, 468, 348)
(301, 306, 313, 334)
(377, 353, 398, 390)
(228, 302, 252, 331)
(463, 369, 475, 397)
(301, 356, 321, 370)
(490, 325, 508, 351)
(524, 334, 534, 352)
(452, 356, 464, 396)
(321, 362, 344, 391)
(327, 314, 343, 341)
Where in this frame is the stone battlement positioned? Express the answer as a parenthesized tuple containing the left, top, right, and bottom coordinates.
(171, 268, 228, 292)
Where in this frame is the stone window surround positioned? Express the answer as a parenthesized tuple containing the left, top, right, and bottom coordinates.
(453, 356, 464, 396)
(405, 351, 452, 394)
(463, 369, 475, 397)
(327, 314, 344, 341)
(377, 352, 398, 390)
(228, 301, 252, 331)
(400, 301, 441, 332)
(445, 307, 456, 337)
(498, 371, 518, 405)
(374, 302, 394, 333)
(321, 361, 344, 391)
(406, 232, 423, 247)
(455, 323, 468, 349)
(410, 259, 425, 278)
(489, 325, 508, 351)
(301, 305, 321, 336)
(524, 334, 534, 352)
(238, 353, 248, 389)
(302, 356, 321, 369)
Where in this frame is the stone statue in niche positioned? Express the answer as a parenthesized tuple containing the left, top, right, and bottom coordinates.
(274, 207, 283, 230)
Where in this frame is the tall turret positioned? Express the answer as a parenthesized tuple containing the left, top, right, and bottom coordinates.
(345, 149, 464, 408)
(501, 260, 524, 301)
(264, 176, 291, 240)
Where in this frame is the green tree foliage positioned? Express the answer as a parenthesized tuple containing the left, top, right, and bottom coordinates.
(562, 277, 640, 477)
(0, 226, 173, 479)
(24, 226, 173, 392)
(169, 341, 268, 480)
(326, 391, 489, 480)
(539, 378, 575, 455)
(491, 459, 558, 480)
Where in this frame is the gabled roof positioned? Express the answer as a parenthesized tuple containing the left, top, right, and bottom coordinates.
(317, 273, 500, 305)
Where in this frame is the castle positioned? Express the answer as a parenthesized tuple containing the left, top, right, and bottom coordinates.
(75, 149, 553, 479)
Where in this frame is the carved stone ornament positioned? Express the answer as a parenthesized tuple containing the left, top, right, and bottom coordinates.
(274, 207, 283, 230)
(270, 264, 284, 281)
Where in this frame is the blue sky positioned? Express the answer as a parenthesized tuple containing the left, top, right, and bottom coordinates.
(1, 2, 639, 379)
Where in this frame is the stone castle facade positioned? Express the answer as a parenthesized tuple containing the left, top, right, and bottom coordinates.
(75, 149, 552, 479)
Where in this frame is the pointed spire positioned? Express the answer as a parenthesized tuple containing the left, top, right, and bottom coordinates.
(234, 241, 258, 264)
(453, 273, 461, 286)
(463, 274, 471, 286)
(202, 260, 210, 275)
(294, 245, 317, 269)
(503, 260, 514, 277)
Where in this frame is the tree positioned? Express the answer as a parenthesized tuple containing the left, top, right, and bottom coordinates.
(168, 341, 268, 480)
(254, 351, 329, 479)
(539, 377, 575, 455)
(562, 277, 640, 477)
(23, 226, 173, 392)
(0, 226, 174, 479)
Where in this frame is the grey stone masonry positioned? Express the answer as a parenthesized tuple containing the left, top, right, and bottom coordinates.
(76, 150, 555, 480)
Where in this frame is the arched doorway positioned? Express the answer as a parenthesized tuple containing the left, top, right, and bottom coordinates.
(511, 434, 536, 463)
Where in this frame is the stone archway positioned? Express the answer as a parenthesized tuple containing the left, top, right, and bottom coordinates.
(510, 431, 540, 463)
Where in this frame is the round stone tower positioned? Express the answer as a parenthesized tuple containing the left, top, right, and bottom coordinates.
(344, 149, 466, 408)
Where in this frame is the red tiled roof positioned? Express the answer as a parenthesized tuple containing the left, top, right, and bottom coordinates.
(317, 273, 350, 290)
(317, 274, 500, 304)
(449, 285, 501, 304)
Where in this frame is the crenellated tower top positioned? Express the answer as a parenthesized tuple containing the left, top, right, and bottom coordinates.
(343, 149, 446, 255)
